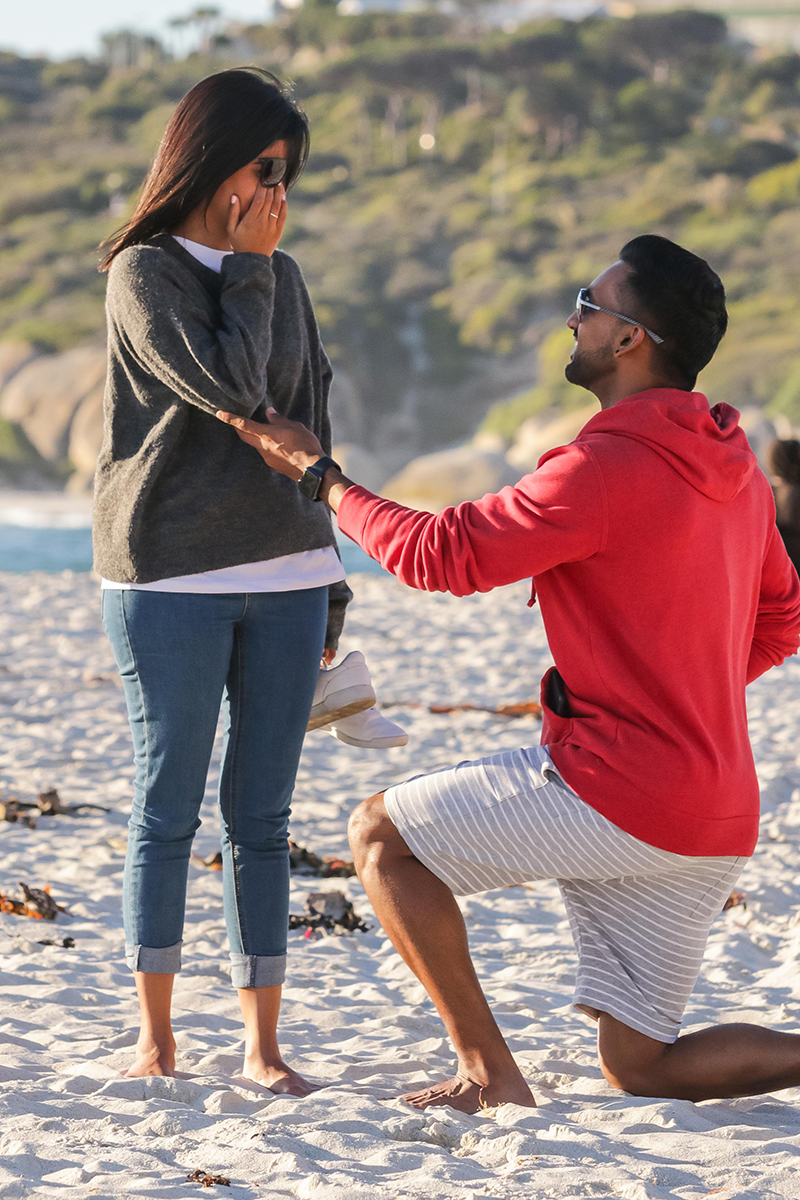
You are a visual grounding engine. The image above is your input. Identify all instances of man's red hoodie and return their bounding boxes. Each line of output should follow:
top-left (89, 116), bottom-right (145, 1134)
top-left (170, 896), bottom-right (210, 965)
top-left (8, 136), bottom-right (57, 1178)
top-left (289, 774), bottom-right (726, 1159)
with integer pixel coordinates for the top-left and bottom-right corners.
top-left (336, 389), bottom-right (800, 857)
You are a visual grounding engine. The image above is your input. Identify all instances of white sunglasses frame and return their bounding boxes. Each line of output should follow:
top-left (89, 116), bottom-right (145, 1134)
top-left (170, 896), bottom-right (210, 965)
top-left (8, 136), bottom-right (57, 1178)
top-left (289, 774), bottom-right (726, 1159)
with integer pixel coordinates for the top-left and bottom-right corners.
top-left (576, 288), bottom-right (664, 345)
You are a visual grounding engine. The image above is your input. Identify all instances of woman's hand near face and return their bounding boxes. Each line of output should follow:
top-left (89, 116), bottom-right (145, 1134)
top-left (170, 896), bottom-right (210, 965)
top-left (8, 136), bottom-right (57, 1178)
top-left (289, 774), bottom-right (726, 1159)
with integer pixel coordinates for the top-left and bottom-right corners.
top-left (227, 183), bottom-right (287, 257)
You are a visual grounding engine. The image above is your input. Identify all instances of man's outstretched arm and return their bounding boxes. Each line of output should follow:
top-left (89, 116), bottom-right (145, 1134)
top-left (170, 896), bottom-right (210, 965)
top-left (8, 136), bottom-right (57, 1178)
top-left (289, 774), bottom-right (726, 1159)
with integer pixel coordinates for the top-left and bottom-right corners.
top-left (216, 409), bottom-right (606, 595)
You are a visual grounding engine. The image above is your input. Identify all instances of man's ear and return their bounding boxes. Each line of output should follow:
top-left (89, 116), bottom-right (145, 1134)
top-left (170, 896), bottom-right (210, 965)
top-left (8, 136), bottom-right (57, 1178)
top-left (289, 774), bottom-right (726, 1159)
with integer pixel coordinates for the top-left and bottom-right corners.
top-left (614, 326), bottom-right (646, 358)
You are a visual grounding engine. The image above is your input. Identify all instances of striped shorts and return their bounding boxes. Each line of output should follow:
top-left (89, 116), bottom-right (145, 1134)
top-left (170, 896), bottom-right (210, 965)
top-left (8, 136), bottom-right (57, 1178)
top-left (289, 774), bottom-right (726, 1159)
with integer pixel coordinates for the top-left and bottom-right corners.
top-left (383, 745), bottom-right (745, 1043)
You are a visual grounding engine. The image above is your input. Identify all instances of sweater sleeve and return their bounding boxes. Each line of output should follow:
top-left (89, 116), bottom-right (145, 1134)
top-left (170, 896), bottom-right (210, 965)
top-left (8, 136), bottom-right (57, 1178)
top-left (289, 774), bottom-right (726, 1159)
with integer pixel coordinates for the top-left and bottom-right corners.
top-left (107, 246), bottom-right (277, 418)
top-left (746, 522), bottom-right (800, 684)
top-left (325, 577), bottom-right (353, 651)
top-left (336, 443), bottom-right (607, 596)
top-left (319, 348), bottom-right (334, 454)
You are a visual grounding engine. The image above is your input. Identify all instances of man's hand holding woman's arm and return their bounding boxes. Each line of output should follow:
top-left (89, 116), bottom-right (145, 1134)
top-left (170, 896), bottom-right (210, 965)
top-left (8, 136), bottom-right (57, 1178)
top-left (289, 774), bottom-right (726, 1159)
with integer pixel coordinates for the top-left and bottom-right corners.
top-left (216, 411), bottom-right (605, 599)
top-left (216, 409), bottom-right (354, 512)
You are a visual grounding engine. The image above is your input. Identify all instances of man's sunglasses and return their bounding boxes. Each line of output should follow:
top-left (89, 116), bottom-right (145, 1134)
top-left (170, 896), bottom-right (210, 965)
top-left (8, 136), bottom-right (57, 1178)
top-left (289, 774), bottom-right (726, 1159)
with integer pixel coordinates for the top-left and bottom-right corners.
top-left (576, 287), bottom-right (663, 344)
top-left (258, 157), bottom-right (289, 189)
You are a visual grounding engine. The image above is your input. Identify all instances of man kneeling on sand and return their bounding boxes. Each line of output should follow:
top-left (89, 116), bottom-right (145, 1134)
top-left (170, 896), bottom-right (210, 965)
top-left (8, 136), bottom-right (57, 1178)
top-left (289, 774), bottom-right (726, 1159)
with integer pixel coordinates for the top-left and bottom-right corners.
top-left (217, 235), bottom-right (800, 1113)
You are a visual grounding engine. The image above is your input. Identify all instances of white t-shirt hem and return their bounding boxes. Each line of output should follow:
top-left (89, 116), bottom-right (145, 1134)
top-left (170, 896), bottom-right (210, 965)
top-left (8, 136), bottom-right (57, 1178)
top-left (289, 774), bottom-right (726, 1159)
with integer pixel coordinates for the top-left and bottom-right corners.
top-left (101, 546), bottom-right (346, 594)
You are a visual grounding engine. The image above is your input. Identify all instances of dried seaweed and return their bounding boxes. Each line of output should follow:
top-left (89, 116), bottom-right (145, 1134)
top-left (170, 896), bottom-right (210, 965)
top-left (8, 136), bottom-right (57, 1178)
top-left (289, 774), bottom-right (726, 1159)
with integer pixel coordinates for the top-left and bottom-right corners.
top-left (0, 787), bottom-right (108, 821)
top-left (192, 844), bottom-right (357, 878)
top-left (185, 1169), bottom-right (231, 1187)
top-left (0, 800), bottom-right (36, 828)
top-left (0, 882), bottom-right (66, 921)
top-left (36, 788), bottom-right (110, 815)
top-left (289, 890), bottom-right (370, 938)
top-left (429, 701), bottom-right (542, 718)
top-left (289, 840), bottom-right (356, 878)
top-left (382, 700), bottom-right (542, 719)
top-left (192, 851), bottom-right (223, 871)
top-left (723, 890), bottom-right (747, 912)
top-left (7, 932), bottom-right (75, 948)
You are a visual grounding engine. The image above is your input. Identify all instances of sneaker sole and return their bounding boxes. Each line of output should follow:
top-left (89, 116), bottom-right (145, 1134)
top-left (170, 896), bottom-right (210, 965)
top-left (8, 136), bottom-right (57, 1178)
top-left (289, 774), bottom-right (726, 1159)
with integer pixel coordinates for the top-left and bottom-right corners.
top-left (307, 686), bottom-right (376, 731)
top-left (328, 728), bottom-right (409, 749)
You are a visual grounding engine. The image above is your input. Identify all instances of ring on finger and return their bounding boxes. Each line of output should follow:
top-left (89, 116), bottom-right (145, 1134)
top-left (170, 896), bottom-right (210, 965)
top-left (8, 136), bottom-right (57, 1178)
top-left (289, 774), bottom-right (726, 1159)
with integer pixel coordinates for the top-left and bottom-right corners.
top-left (270, 211), bottom-right (279, 217)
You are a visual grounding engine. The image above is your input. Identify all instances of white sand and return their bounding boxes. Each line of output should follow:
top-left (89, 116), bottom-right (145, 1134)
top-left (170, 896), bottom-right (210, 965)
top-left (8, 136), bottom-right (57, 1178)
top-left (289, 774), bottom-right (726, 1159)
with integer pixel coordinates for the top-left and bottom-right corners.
top-left (1, 570), bottom-right (799, 1200)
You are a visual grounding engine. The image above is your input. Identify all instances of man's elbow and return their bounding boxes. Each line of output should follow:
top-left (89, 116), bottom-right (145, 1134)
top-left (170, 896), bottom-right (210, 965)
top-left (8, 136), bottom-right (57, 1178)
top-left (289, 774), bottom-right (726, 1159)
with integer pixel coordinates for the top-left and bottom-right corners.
top-left (783, 606), bottom-right (800, 660)
top-left (390, 562), bottom-right (476, 598)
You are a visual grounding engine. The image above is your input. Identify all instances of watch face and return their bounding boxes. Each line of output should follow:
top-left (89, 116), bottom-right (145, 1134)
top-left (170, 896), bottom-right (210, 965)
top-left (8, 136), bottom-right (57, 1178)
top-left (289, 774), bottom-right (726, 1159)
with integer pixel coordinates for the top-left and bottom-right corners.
top-left (299, 468), bottom-right (322, 501)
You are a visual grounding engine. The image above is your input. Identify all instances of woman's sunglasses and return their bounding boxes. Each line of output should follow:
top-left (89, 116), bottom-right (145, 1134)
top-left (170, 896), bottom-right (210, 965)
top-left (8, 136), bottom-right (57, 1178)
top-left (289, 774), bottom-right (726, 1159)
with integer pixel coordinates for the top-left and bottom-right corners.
top-left (258, 157), bottom-right (289, 189)
top-left (576, 287), bottom-right (663, 344)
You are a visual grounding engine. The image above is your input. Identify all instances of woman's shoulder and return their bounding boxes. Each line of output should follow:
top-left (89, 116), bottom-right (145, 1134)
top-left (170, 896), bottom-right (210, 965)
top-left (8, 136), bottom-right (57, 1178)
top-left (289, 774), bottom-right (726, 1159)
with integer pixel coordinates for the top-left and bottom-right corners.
top-left (107, 240), bottom-right (193, 309)
top-left (271, 248), bottom-right (305, 282)
top-left (109, 239), bottom-right (185, 286)
top-left (271, 250), bottom-right (317, 310)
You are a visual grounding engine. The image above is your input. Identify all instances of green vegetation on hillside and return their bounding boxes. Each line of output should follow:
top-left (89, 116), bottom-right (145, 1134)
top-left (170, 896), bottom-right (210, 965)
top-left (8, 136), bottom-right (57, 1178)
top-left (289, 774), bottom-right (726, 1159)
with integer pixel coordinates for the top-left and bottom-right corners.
top-left (3, 4), bottom-right (800, 450)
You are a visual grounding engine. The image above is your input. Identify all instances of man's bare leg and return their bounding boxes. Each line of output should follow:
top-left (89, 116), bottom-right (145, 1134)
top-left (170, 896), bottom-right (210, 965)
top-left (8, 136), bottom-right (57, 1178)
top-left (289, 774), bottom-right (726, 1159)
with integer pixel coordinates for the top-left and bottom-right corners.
top-left (348, 793), bottom-right (535, 1114)
top-left (599, 1012), bottom-right (800, 1099)
top-left (124, 972), bottom-right (176, 1076)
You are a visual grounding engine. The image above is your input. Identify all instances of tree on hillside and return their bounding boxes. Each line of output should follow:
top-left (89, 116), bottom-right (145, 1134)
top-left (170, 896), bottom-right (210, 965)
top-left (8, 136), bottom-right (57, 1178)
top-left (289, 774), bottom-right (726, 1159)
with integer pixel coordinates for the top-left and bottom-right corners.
top-left (100, 30), bottom-right (166, 71)
top-left (584, 11), bottom-right (728, 84)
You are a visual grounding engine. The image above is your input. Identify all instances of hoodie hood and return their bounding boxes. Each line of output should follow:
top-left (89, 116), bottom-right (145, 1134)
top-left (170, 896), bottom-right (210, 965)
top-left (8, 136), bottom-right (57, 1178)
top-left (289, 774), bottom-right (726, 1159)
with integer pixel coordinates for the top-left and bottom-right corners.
top-left (576, 388), bottom-right (756, 503)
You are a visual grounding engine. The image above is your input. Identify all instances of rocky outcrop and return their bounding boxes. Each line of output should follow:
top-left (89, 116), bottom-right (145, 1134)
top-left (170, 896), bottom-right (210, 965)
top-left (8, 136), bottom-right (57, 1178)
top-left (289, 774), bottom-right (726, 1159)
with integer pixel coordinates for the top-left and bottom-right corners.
top-left (0, 328), bottom-right (541, 496)
top-left (0, 344), bottom-right (107, 467)
top-left (0, 342), bottom-right (58, 488)
top-left (330, 443), bottom-right (389, 495)
top-left (0, 336), bottom-right (535, 500)
top-left (67, 386), bottom-right (106, 494)
top-left (376, 404), bottom-right (605, 512)
top-left (2, 334), bottom-right (791, 505)
top-left (506, 403), bottom-right (599, 472)
top-left (0, 341), bottom-right (40, 391)
top-left (382, 444), bottom-right (520, 511)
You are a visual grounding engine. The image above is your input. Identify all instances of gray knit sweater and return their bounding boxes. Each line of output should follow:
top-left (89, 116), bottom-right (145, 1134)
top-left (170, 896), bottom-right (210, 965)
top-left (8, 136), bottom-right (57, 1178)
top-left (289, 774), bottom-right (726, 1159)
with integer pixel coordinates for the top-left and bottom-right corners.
top-left (93, 235), bottom-right (351, 648)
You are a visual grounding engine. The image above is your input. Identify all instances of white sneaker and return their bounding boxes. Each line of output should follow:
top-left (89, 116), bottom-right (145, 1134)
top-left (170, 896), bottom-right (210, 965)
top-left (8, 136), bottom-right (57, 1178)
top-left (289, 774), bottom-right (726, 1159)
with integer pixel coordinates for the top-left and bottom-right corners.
top-left (327, 706), bottom-right (409, 749)
top-left (307, 650), bottom-right (376, 731)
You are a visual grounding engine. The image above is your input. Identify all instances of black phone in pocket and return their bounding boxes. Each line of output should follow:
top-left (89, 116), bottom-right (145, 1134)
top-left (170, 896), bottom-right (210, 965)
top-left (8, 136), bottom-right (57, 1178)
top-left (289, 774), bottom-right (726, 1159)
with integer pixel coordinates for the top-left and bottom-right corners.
top-left (545, 668), bottom-right (572, 718)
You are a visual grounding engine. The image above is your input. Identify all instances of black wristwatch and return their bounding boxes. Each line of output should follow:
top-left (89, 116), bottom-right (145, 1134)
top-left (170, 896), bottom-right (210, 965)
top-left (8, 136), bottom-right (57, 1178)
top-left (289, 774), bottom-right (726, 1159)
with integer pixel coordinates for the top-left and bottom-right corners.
top-left (298, 456), bottom-right (340, 501)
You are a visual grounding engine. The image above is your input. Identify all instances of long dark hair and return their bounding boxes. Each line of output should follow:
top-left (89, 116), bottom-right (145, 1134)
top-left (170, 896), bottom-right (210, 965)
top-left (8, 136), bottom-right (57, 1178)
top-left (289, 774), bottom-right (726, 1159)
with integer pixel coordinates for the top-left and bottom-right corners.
top-left (100, 68), bottom-right (309, 271)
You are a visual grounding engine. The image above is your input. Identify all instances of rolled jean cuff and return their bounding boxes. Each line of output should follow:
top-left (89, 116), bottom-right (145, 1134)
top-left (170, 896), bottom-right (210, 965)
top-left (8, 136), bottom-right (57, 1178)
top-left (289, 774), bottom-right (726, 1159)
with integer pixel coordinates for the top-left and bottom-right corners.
top-left (229, 953), bottom-right (287, 989)
top-left (125, 941), bottom-right (182, 974)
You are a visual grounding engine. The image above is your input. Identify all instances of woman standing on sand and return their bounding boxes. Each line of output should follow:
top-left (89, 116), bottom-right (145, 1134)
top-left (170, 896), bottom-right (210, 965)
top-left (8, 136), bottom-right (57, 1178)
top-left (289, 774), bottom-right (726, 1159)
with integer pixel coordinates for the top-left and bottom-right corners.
top-left (94, 68), bottom-right (351, 1092)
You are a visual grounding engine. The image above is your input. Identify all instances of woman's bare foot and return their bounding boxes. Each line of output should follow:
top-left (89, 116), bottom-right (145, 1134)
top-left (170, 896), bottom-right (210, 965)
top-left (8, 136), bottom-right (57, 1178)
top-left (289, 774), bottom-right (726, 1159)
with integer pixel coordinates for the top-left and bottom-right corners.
top-left (241, 1056), bottom-right (319, 1096)
top-left (401, 1070), bottom-right (536, 1114)
top-left (122, 1039), bottom-right (176, 1078)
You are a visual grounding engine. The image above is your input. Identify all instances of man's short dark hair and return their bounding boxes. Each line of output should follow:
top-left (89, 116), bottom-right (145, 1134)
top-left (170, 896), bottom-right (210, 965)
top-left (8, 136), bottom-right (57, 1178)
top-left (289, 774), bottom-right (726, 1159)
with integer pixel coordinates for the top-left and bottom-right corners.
top-left (619, 234), bottom-right (728, 389)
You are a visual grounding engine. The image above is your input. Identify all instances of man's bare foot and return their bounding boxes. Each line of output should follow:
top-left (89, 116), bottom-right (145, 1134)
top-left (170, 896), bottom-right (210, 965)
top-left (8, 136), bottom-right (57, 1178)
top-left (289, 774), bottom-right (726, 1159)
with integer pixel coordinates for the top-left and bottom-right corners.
top-left (401, 1070), bottom-right (536, 1114)
top-left (122, 1040), bottom-right (176, 1078)
top-left (241, 1056), bottom-right (319, 1097)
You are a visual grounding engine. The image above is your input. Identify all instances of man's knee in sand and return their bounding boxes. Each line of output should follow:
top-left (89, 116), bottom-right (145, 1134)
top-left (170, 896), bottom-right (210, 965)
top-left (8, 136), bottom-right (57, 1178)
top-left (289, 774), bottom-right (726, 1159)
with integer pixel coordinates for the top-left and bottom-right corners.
top-left (597, 1012), bottom-right (673, 1097)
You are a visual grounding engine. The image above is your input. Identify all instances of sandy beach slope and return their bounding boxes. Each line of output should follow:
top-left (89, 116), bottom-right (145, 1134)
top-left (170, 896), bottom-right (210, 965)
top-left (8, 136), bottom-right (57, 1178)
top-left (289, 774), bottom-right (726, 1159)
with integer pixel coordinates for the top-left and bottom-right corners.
top-left (1, 570), bottom-right (799, 1199)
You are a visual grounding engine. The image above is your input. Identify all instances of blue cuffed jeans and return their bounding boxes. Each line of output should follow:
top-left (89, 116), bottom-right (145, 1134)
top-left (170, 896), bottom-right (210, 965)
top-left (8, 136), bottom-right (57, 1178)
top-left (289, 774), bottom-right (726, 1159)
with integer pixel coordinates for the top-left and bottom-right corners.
top-left (102, 586), bottom-right (328, 989)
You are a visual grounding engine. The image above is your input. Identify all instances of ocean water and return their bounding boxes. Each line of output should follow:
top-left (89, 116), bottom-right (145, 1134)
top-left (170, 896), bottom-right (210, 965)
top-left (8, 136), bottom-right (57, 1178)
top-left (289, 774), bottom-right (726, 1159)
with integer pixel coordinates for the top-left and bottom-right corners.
top-left (0, 492), bottom-right (386, 577)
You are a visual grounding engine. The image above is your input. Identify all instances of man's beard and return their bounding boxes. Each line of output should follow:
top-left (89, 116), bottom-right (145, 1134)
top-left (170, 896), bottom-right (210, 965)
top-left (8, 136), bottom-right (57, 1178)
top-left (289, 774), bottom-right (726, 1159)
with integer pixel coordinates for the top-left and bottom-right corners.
top-left (565, 342), bottom-right (615, 390)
